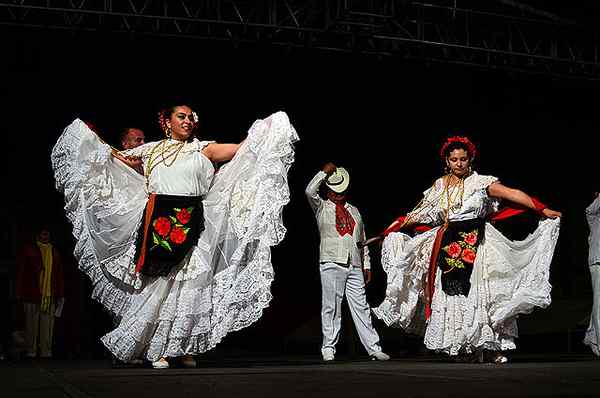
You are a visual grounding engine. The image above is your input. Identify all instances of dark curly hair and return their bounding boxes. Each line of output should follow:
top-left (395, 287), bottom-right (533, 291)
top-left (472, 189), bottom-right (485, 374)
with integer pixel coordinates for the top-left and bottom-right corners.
top-left (157, 104), bottom-right (199, 137)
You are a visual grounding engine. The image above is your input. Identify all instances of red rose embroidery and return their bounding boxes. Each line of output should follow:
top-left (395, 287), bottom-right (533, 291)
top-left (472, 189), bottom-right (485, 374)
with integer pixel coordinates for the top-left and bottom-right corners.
top-left (170, 227), bottom-right (187, 244)
top-left (461, 248), bottom-right (476, 264)
top-left (445, 242), bottom-right (462, 258)
top-left (464, 232), bottom-right (478, 246)
top-left (153, 217), bottom-right (171, 237)
top-left (176, 208), bottom-right (192, 225)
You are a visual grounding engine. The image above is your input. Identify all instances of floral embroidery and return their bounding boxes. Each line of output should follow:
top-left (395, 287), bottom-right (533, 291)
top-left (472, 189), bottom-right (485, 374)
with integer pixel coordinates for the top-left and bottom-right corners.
top-left (461, 247), bottom-right (476, 264)
top-left (152, 207), bottom-right (194, 251)
top-left (154, 217), bottom-right (171, 237)
top-left (442, 229), bottom-right (479, 270)
top-left (169, 227), bottom-right (187, 244)
top-left (176, 208), bottom-right (192, 225)
top-left (445, 242), bottom-right (461, 258)
top-left (463, 231), bottom-right (478, 246)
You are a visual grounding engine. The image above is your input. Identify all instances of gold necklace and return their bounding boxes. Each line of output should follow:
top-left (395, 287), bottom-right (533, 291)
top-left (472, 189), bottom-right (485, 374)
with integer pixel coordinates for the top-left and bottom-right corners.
top-left (442, 174), bottom-right (465, 224)
top-left (144, 139), bottom-right (186, 188)
top-left (160, 139), bottom-right (185, 167)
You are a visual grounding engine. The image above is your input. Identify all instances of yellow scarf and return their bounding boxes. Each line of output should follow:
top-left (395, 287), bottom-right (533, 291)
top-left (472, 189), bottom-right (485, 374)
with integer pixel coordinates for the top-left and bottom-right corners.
top-left (37, 241), bottom-right (53, 313)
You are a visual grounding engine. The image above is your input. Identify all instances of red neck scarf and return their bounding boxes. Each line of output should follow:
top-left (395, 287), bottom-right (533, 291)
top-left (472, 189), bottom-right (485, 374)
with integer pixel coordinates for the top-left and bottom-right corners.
top-left (331, 198), bottom-right (355, 236)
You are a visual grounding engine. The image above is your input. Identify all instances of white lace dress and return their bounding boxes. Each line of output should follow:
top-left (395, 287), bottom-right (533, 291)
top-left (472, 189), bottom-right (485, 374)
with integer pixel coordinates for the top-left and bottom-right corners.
top-left (51, 112), bottom-right (298, 361)
top-left (373, 172), bottom-right (560, 355)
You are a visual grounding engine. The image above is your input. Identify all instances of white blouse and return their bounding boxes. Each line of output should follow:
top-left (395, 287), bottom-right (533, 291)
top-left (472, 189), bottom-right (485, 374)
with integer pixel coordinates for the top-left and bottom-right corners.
top-left (408, 172), bottom-right (500, 226)
top-left (125, 138), bottom-right (215, 197)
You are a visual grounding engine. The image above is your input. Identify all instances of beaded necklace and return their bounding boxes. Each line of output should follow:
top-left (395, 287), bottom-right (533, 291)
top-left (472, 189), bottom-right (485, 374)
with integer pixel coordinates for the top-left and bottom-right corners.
top-left (144, 139), bottom-right (186, 188)
top-left (390, 172), bottom-right (466, 231)
top-left (442, 174), bottom-right (465, 225)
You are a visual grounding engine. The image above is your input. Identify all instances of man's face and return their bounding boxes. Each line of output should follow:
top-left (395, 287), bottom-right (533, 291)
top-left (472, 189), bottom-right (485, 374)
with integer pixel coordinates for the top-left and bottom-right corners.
top-left (37, 229), bottom-right (51, 243)
top-left (327, 190), bottom-right (347, 202)
top-left (122, 128), bottom-right (145, 149)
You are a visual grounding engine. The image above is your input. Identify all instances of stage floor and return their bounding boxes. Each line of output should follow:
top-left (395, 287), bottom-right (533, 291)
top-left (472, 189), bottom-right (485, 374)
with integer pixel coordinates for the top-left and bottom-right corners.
top-left (6, 353), bottom-right (600, 398)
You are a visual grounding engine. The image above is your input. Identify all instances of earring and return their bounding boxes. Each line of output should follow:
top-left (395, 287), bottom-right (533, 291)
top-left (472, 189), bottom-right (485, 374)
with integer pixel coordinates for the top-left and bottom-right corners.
top-left (165, 126), bottom-right (172, 138)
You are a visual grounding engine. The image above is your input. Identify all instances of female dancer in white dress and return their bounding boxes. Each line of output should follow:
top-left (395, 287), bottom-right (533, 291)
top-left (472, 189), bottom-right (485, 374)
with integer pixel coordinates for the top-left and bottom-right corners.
top-left (51, 105), bottom-right (298, 368)
top-left (363, 136), bottom-right (561, 363)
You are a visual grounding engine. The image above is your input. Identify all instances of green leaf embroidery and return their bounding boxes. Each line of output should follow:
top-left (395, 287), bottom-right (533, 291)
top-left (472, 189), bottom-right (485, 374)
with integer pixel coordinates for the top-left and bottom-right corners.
top-left (174, 208), bottom-right (181, 212)
top-left (169, 216), bottom-right (178, 224)
top-left (458, 241), bottom-right (475, 250)
top-left (446, 257), bottom-right (465, 269)
top-left (160, 239), bottom-right (173, 252)
top-left (187, 207), bottom-right (194, 213)
top-left (152, 232), bottom-right (159, 245)
top-left (459, 230), bottom-right (478, 239)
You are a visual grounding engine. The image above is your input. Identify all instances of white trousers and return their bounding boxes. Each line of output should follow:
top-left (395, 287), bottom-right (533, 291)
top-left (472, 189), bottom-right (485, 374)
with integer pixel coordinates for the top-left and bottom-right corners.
top-left (23, 302), bottom-right (55, 358)
top-left (320, 262), bottom-right (382, 355)
top-left (585, 264), bottom-right (600, 356)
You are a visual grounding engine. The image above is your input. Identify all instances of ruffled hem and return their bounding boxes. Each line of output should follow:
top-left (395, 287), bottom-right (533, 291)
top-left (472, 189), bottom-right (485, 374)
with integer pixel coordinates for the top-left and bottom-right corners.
top-left (424, 272), bottom-right (518, 356)
top-left (51, 120), bottom-right (136, 318)
top-left (372, 229), bottom-right (437, 335)
top-left (584, 324), bottom-right (600, 356)
top-left (373, 218), bottom-right (560, 356)
top-left (102, 249), bottom-right (275, 361)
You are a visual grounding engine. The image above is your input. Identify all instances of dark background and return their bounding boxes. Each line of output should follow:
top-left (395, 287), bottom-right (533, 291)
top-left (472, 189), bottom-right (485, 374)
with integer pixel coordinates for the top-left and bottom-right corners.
top-left (2, 22), bottom-right (599, 359)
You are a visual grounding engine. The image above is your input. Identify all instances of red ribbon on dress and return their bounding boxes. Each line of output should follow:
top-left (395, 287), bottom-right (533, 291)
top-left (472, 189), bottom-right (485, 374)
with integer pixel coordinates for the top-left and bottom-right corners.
top-left (380, 197), bottom-right (548, 320)
top-left (333, 200), bottom-right (356, 237)
top-left (487, 197), bottom-right (547, 221)
top-left (382, 215), bottom-right (431, 236)
top-left (135, 193), bottom-right (157, 273)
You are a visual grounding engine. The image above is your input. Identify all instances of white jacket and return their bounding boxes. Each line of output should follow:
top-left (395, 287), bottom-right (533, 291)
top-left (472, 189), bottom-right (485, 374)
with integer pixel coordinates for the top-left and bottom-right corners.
top-left (305, 171), bottom-right (370, 269)
top-left (587, 196), bottom-right (600, 266)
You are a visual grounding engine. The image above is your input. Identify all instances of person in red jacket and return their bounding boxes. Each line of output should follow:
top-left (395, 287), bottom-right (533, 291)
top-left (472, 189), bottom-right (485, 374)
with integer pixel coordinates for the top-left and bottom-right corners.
top-left (16, 226), bottom-right (64, 358)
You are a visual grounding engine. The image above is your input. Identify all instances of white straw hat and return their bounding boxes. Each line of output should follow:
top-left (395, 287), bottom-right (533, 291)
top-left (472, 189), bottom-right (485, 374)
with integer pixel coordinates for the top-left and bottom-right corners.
top-left (325, 167), bottom-right (350, 193)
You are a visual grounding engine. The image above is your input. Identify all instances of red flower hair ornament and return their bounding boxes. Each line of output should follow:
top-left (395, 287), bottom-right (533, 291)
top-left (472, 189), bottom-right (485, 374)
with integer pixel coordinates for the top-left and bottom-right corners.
top-left (440, 136), bottom-right (478, 160)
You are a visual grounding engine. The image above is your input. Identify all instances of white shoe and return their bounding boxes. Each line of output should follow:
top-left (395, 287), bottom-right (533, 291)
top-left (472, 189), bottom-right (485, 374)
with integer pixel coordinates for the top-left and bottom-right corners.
top-left (493, 354), bottom-right (508, 364)
top-left (152, 358), bottom-right (169, 369)
top-left (371, 351), bottom-right (390, 361)
top-left (322, 348), bottom-right (335, 361)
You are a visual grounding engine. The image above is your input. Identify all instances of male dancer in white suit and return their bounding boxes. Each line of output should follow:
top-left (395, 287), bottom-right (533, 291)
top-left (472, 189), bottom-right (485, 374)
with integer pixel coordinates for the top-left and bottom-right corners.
top-left (306, 162), bottom-right (389, 362)
top-left (585, 192), bottom-right (600, 356)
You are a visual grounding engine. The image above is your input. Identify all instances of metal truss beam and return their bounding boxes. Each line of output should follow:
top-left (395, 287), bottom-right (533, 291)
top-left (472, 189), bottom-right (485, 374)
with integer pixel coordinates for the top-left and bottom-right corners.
top-left (2, 0), bottom-right (599, 80)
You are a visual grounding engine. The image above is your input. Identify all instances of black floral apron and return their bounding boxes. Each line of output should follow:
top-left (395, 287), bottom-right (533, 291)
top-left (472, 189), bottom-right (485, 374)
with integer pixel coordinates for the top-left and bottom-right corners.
top-left (134, 193), bottom-right (204, 277)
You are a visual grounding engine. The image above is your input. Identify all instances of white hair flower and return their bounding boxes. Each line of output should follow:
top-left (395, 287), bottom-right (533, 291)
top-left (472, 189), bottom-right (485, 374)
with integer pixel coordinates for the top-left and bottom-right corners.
top-left (192, 111), bottom-right (199, 123)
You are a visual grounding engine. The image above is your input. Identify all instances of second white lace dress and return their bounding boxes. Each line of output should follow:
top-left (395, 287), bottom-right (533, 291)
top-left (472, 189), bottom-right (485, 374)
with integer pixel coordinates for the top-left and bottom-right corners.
top-left (373, 172), bottom-right (560, 355)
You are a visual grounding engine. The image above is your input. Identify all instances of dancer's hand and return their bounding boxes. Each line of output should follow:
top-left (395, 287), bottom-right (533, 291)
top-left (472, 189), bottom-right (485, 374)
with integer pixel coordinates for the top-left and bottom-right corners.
top-left (113, 151), bottom-right (143, 172)
top-left (358, 235), bottom-right (383, 248)
top-left (322, 162), bottom-right (337, 176)
top-left (542, 208), bottom-right (561, 219)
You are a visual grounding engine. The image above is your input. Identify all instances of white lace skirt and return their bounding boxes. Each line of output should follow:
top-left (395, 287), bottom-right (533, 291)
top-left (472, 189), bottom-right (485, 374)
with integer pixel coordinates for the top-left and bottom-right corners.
top-left (52, 112), bottom-right (298, 361)
top-left (373, 218), bottom-right (560, 355)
